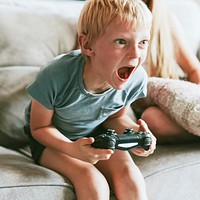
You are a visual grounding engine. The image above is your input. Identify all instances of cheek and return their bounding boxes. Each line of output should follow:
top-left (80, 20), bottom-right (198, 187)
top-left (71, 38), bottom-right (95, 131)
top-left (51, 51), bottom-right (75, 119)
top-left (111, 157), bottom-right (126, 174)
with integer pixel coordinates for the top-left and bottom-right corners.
top-left (96, 48), bottom-right (119, 65)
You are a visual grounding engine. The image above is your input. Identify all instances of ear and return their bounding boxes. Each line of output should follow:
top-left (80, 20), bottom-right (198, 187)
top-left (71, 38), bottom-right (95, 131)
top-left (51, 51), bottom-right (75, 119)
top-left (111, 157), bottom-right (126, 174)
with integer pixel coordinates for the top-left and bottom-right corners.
top-left (78, 34), bottom-right (94, 56)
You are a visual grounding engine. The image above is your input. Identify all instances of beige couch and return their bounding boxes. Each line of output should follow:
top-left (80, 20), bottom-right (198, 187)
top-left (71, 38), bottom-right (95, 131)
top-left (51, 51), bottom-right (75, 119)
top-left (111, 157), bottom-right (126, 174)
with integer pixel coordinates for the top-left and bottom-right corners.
top-left (0, 0), bottom-right (200, 200)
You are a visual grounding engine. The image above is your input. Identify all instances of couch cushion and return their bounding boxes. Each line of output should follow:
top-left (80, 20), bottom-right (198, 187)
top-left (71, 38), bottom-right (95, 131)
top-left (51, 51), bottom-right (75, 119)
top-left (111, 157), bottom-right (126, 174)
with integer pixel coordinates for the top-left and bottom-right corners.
top-left (0, 146), bottom-right (117, 200)
top-left (1, 143), bottom-right (200, 200)
top-left (0, 66), bottom-right (40, 148)
top-left (0, 0), bottom-right (84, 67)
top-left (132, 142), bottom-right (200, 200)
top-left (0, 146), bottom-right (76, 200)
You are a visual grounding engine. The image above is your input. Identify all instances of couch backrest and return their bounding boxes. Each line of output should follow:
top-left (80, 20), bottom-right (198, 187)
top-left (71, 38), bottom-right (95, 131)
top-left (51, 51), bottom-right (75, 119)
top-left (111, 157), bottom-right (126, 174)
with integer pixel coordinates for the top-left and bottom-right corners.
top-left (0, 0), bottom-right (199, 68)
top-left (0, 0), bottom-right (84, 67)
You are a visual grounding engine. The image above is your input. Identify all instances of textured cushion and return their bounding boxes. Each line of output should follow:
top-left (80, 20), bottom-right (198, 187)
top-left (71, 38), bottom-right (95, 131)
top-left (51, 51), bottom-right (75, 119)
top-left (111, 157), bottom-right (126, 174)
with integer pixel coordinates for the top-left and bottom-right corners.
top-left (0, 0), bottom-right (84, 67)
top-left (0, 146), bottom-right (117, 200)
top-left (132, 142), bottom-right (200, 200)
top-left (146, 77), bottom-right (200, 136)
top-left (0, 66), bottom-right (40, 148)
top-left (1, 143), bottom-right (200, 200)
top-left (0, 146), bottom-right (75, 200)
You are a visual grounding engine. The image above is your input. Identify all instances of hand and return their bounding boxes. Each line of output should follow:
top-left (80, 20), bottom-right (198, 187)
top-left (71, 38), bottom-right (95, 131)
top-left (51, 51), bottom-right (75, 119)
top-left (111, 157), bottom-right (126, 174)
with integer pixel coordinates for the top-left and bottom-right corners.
top-left (131, 119), bottom-right (157, 157)
top-left (71, 137), bottom-right (114, 164)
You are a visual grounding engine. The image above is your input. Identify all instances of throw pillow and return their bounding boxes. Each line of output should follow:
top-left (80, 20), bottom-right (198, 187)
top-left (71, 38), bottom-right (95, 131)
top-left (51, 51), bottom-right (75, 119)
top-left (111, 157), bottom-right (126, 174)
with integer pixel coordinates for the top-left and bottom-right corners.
top-left (146, 77), bottom-right (200, 136)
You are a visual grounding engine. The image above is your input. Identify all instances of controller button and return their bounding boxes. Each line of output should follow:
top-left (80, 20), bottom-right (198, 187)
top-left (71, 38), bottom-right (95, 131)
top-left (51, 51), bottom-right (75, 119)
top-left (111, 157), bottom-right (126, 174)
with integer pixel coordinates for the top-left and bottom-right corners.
top-left (124, 128), bottom-right (133, 134)
top-left (106, 129), bottom-right (116, 136)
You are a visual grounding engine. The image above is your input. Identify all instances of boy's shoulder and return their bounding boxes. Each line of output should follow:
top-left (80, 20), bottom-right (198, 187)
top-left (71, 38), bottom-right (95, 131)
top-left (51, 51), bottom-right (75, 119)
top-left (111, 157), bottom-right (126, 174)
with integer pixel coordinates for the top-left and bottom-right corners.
top-left (35, 50), bottom-right (85, 90)
top-left (51, 49), bottom-right (83, 68)
top-left (41, 50), bottom-right (84, 76)
top-left (53, 49), bottom-right (82, 62)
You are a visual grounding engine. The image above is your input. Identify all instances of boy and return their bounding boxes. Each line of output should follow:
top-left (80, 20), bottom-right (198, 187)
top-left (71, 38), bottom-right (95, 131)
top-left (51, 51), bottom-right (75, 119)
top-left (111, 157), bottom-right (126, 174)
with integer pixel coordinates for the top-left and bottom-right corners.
top-left (24, 0), bottom-right (156, 199)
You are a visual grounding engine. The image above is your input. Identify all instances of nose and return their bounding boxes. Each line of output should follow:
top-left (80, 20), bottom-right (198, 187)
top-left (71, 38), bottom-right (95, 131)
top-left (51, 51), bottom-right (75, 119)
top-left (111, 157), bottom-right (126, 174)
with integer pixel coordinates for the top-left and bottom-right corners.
top-left (127, 46), bottom-right (140, 59)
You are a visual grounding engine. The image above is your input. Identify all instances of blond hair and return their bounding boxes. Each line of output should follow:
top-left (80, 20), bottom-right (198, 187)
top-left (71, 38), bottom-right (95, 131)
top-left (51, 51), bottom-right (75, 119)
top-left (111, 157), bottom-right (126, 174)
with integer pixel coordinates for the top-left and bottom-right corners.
top-left (145, 0), bottom-right (179, 79)
top-left (78, 0), bottom-right (152, 46)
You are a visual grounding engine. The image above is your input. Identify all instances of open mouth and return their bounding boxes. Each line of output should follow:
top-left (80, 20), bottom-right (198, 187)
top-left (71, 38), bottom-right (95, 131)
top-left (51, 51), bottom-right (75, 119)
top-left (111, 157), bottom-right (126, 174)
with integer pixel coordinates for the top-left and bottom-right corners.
top-left (117, 66), bottom-right (135, 80)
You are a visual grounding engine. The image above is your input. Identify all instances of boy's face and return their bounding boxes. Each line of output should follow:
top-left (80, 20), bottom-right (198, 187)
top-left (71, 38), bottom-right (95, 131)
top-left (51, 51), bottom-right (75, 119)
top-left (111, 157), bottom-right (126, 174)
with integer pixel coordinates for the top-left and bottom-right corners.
top-left (88, 18), bottom-right (151, 90)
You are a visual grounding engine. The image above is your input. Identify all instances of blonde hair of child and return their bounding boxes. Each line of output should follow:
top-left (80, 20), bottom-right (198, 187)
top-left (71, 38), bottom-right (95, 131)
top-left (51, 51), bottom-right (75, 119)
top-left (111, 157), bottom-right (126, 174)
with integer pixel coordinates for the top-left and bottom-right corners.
top-left (78, 0), bottom-right (152, 47)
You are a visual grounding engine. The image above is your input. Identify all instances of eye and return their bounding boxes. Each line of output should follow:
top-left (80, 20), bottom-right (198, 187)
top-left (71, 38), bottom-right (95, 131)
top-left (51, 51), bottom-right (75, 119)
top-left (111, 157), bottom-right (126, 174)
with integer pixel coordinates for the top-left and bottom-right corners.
top-left (139, 40), bottom-right (149, 48)
top-left (114, 39), bottom-right (127, 46)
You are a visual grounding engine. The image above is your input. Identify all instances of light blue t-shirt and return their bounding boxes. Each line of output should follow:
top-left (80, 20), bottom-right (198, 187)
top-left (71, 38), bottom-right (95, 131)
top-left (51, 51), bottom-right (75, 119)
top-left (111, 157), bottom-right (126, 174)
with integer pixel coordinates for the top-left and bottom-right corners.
top-left (25, 50), bottom-right (147, 140)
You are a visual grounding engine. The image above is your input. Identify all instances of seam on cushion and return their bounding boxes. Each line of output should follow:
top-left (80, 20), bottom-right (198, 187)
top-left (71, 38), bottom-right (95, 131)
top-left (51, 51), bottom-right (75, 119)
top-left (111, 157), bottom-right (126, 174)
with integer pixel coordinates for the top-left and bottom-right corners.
top-left (0, 183), bottom-right (74, 190)
top-left (144, 160), bottom-right (200, 180)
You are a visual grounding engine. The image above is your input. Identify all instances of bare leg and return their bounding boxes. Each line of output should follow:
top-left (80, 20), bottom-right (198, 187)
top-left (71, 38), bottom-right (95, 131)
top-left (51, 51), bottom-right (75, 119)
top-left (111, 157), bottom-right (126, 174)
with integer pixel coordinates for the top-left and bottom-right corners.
top-left (96, 150), bottom-right (147, 200)
top-left (39, 148), bottom-right (110, 200)
top-left (141, 106), bottom-right (200, 144)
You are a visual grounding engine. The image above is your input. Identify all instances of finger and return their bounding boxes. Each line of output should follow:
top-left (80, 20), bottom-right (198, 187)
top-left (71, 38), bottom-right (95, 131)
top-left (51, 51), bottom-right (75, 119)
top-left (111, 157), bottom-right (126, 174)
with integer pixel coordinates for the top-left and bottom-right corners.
top-left (150, 134), bottom-right (157, 150)
top-left (81, 137), bottom-right (95, 145)
top-left (93, 148), bottom-right (114, 155)
top-left (138, 119), bottom-right (157, 152)
top-left (92, 149), bottom-right (114, 161)
top-left (137, 119), bottom-right (148, 132)
top-left (132, 147), bottom-right (154, 157)
top-left (98, 153), bottom-right (113, 160)
top-left (131, 147), bottom-right (145, 156)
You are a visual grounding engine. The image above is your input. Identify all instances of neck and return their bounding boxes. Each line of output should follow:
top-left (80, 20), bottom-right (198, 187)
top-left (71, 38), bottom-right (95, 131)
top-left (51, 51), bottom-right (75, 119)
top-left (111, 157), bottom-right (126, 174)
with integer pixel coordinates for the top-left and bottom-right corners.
top-left (83, 61), bottom-right (111, 94)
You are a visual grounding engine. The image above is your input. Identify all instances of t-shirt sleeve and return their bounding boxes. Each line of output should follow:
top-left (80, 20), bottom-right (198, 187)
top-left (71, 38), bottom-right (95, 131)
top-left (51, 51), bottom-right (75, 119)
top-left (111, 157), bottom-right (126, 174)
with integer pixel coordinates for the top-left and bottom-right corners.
top-left (27, 66), bottom-right (58, 110)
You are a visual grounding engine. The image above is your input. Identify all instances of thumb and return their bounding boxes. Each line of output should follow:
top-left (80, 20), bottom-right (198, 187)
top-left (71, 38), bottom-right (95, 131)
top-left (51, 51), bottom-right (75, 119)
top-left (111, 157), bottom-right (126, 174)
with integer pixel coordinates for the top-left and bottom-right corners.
top-left (137, 119), bottom-right (149, 132)
top-left (81, 137), bottom-right (95, 145)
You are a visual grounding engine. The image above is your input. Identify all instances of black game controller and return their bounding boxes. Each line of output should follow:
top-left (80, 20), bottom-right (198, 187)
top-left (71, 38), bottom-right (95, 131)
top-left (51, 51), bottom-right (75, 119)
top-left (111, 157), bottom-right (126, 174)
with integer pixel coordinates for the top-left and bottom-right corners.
top-left (91, 128), bottom-right (151, 151)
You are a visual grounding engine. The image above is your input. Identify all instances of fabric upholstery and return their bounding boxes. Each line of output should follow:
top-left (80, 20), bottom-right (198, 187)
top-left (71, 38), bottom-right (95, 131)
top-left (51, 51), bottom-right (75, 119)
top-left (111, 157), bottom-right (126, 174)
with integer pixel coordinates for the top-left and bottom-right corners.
top-left (0, 0), bottom-right (83, 67)
top-left (132, 142), bottom-right (200, 200)
top-left (0, 66), bottom-right (39, 148)
top-left (0, 146), bottom-right (76, 200)
top-left (0, 146), bottom-right (117, 200)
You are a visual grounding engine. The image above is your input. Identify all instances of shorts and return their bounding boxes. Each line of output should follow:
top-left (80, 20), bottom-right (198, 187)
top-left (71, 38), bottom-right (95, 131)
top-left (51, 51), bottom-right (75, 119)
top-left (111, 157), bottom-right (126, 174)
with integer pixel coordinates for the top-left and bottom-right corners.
top-left (23, 125), bottom-right (107, 164)
top-left (24, 126), bottom-right (45, 164)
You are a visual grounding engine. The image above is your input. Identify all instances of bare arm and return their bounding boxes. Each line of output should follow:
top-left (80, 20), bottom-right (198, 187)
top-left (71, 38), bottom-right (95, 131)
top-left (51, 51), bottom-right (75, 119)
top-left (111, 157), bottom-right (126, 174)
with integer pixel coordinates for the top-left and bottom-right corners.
top-left (102, 106), bottom-right (140, 133)
top-left (30, 98), bottom-right (113, 164)
top-left (169, 13), bottom-right (200, 84)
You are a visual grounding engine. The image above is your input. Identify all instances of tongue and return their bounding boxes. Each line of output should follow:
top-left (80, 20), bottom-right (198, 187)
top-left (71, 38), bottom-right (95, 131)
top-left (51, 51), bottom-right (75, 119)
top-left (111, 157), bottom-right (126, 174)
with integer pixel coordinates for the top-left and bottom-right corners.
top-left (118, 67), bottom-right (131, 79)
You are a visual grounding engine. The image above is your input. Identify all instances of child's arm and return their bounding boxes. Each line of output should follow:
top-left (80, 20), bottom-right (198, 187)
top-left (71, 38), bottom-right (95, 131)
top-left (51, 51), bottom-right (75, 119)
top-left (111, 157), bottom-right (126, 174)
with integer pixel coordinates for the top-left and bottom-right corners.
top-left (102, 106), bottom-right (156, 156)
top-left (102, 106), bottom-right (140, 133)
top-left (30, 98), bottom-right (113, 164)
top-left (170, 13), bottom-right (200, 84)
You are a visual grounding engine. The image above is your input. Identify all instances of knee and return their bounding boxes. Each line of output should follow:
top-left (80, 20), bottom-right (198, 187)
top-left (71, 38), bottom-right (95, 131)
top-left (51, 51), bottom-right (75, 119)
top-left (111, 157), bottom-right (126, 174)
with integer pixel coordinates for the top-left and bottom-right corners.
top-left (141, 106), bottom-right (191, 144)
top-left (141, 106), bottom-right (166, 132)
top-left (141, 106), bottom-right (159, 123)
top-left (112, 163), bottom-right (147, 200)
top-left (114, 163), bottom-right (141, 185)
top-left (76, 165), bottom-right (110, 198)
top-left (80, 165), bottom-right (108, 185)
